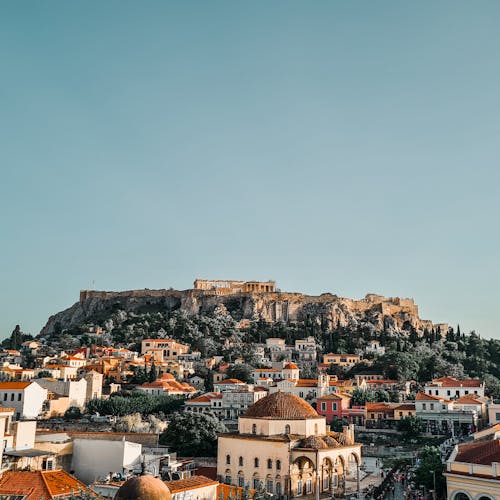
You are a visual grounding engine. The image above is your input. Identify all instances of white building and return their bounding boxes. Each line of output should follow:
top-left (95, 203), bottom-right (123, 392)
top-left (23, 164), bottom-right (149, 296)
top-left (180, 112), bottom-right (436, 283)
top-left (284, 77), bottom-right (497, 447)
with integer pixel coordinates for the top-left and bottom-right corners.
top-left (36, 377), bottom-right (87, 409)
top-left (415, 393), bottom-right (478, 435)
top-left (424, 377), bottom-right (485, 400)
top-left (72, 438), bottom-right (142, 484)
top-left (84, 370), bottom-right (103, 401)
top-left (0, 381), bottom-right (48, 419)
top-left (364, 340), bottom-right (385, 356)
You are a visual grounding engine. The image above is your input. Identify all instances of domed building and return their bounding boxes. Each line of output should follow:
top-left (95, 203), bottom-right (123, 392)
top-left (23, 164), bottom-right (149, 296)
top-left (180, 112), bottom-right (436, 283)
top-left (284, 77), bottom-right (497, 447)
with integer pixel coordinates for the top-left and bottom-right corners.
top-left (115, 474), bottom-right (172, 500)
top-left (217, 392), bottom-right (361, 499)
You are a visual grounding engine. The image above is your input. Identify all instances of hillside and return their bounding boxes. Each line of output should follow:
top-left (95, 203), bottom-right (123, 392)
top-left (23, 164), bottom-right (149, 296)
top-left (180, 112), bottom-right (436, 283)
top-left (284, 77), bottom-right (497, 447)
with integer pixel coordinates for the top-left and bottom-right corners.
top-left (41, 286), bottom-right (447, 338)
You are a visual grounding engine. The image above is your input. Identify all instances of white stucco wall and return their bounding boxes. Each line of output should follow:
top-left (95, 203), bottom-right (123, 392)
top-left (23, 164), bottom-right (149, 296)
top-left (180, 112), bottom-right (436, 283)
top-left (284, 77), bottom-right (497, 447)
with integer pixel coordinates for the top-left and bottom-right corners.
top-left (71, 439), bottom-right (142, 484)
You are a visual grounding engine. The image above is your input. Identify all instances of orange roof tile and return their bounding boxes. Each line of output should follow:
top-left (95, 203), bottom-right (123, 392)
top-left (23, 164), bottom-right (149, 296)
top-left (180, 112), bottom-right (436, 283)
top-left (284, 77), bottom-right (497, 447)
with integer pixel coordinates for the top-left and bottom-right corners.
top-left (454, 395), bottom-right (485, 405)
top-left (0, 470), bottom-right (91, 499)
top-left (214, 378), bottom-right (245, 385)
top-left (430, 377), bottom-right (482, 388)
top-left (0, 381), bottom-right (31, 390)
top-left (455, 439), bottom-right (500, 466)
top-left (166, 475), bottom-right (217, 493)
top-left (416, 392), bottom-right (451, 402)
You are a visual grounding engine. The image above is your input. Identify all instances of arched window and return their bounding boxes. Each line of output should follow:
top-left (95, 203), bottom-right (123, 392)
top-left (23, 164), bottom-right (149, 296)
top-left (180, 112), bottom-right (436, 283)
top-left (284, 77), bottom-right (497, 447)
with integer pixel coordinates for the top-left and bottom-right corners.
top-left (285, 425), bottom-right (291, 434)
top-left (276, 482), bottom-right (281, 497)
top-left (267, 459), bottom-right (272, 469)
top-left (255, 458), bottom-right (260, 468)
top-left (453, 494), bottom-right (471, 500)
top-left (239, 456), bottom-right (244, 466)
top-left (226, 454), bottom-right (231, 465)
top-left (252, 424), bottom-right (257, 434)
top-left (276, 460), bottom-right (281, 470)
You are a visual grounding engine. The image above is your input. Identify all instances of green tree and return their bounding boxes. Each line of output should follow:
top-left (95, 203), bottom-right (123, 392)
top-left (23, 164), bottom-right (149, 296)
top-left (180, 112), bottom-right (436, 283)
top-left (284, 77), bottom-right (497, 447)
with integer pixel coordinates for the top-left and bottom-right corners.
top-left (148, 363), bottom-right (158, 382)
top-left (351, 388), bottom-right (378, 406)
top-left (64, 406), bottom-right (82, 420)
top-left (397, 415), bottom-right (425, 442)
top-left (9, 325), bottom-right (23, 350)
top-left (225, 364), bottom-right (253, 384)
top-left (37, 370), bottom-right (53, 378)
top-left (159, 411), bottom-right (227, 457)
top-left (413, 446), bottom-right (445, 497)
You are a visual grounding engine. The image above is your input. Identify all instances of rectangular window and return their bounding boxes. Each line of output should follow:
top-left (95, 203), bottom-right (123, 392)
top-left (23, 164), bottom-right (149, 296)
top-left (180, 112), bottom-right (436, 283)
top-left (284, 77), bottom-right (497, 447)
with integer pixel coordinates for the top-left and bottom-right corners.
top-left (10, 394), bottom-right (14, 401)
top-left (332, 403), bottom-right (337, 411)
top-left (225, 476), bottom-right (232, 485)
top-left (422, 403), bottom-right (427, 410)
top-left (238, 476), bottom-right (245, 487)
top-left (17, 394), bottom-right (21, 401)
top-left (3, 394), bottom-right (6, 402)
top-left (266, 480), bottom-right (273, 493)
top-left (306, 479), bottom-right (313, 494)
top-left (430, 403), bottom-right (434, 410)
top-left (321, 402), bottom-right (326, 411)
top-left (323, 476), bottom-right (329, 490)
top-left (447, 390), bottom-right (451, 396)
top-left (296, 481), bottom-right (303, 495)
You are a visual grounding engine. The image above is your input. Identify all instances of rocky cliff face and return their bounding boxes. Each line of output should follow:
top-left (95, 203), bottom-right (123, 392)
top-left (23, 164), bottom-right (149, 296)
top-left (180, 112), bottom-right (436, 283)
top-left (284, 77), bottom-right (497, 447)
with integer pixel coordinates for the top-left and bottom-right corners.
top-left (40, 288), bottom-right (447, 337)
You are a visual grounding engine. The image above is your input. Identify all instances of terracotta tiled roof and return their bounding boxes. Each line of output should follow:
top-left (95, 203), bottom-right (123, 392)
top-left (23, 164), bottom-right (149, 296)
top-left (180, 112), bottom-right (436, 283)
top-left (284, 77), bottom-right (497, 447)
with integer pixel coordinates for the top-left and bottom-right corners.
top-left (166, 475), bottom-right (217, 493)
top-left (454, 395), bottom-right (484, 405)
top-left (366, 403), bottom-right (392, 412)
top-left (0, 381), bottom-right (31, 390)
top-left (284, 363), bottom-right (299, 369)
top-left (394, 403), bottom-right (416, 411)
top-left (430, 377), bottom-right (482, 388)
top-left (295, 379), bottom-right (317, 387)
top-left (0, 470), bottom-right (91, 499)
top-left (187, 395), bottom-right (212, 403)
top-left (214, 378), bottom-right (245, 385)
top-left (243, 392), bottom-right (320, 419)
top-left (455, 439), bottom-right (500, 465)
top-left (416, 392), bottom-right (451, 402)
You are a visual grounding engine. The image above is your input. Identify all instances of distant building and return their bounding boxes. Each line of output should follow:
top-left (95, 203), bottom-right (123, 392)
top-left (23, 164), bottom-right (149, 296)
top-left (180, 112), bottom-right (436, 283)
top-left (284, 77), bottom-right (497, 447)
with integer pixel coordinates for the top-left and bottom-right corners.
top-left (193, 279), bottom-right (276, 294)
top-left (137, 373), bottom-right (197, 396)
top-left (364, 340), bottom-right (385, 356)
top-left (322, 354), bottom-right (361, 369)
top-left (415, 393), bottom-right (478, 435)
top-left (0, 381), bottom-right (48, 420)
top-left (141, 339), bottom-right (190, 362)
top-left (424, 377), bottom-right (485, 400)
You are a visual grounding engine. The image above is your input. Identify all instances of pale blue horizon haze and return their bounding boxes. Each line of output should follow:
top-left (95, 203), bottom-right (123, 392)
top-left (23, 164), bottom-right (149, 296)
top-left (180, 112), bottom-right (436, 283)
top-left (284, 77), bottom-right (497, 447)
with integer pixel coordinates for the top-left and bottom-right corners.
top-left (1, 2), bottom-right (499, 339)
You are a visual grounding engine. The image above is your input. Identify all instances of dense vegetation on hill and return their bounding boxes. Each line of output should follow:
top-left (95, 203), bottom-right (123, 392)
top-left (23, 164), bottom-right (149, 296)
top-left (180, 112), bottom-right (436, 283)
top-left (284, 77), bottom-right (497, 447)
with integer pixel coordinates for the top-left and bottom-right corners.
top-left (41, 306), bottom-right (500, 398)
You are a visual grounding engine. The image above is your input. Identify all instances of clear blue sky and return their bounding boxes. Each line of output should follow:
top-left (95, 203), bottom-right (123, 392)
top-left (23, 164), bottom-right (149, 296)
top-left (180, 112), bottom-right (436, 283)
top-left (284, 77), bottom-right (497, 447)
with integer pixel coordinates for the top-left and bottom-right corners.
top-left (1, 1), bottom-right (499, 339)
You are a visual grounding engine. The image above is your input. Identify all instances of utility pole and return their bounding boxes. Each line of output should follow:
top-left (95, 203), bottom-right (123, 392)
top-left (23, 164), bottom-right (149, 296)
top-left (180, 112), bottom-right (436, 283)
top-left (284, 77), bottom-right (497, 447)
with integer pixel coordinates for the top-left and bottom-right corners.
top-left (429, 470), bottom-right (436, 500)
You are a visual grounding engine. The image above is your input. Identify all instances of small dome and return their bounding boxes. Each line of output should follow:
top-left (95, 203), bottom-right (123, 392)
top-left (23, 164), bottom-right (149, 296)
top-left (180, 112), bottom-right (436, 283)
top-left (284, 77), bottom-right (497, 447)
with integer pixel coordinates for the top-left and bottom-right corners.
top-left (115, 474), bottom-right (172, 500)
top-left (243, 392), bottom-right (319, 419)
top-left (284, 363), bottom-right (299, 370)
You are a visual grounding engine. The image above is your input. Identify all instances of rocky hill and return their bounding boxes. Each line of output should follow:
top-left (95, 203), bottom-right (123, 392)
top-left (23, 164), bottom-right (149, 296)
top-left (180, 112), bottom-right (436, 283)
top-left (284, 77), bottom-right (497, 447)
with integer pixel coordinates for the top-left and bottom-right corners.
top-left (40, 287), bottom-right (448, 337)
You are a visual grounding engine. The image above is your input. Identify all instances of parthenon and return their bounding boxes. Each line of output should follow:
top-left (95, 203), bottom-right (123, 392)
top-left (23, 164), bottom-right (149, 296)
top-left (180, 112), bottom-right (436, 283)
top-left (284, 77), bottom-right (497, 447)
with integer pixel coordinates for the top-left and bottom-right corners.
top-left (193, 279), bottom-right (276, 294)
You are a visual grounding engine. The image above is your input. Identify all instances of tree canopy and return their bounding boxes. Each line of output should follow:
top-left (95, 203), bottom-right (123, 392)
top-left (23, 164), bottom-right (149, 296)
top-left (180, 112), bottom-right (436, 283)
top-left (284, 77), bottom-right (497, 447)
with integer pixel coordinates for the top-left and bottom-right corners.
top-left (159, 411), bottom-right (227, 457)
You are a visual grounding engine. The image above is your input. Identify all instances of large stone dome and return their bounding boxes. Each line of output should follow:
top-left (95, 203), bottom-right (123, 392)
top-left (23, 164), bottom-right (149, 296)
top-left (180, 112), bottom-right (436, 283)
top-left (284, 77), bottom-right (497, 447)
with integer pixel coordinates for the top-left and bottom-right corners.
top-left (243, 391), bottom-right (319, 419)
top-left (115, 474), bottom-right (172, 500)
